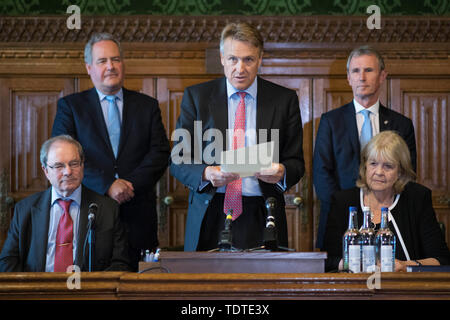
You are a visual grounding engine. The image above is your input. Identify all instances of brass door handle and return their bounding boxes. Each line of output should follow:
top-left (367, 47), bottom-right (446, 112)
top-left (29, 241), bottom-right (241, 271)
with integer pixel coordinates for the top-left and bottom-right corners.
top-left (293, 196), bottom-right (303, 207)
top-left (163, 195), bottom-right (174, 206)
top-left (438, 196), bottom-right (450, 206)
top-left (6, 196), bottom-right (14, 206)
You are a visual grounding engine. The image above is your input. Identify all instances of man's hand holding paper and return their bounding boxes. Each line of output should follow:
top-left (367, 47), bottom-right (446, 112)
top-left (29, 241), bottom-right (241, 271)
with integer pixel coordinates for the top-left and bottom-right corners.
top-left (254, 162), bottom-right (285, 184)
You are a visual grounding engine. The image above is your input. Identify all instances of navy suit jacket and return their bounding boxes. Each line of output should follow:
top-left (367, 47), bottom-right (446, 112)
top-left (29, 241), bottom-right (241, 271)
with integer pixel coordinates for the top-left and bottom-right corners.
top-left (51, 87), bottom-right (170, 248)
top-left (170, 77), bottom-right (305, 251)
top-left (0, 186), bottom-right (130, 272)
top-left (313, 101), bottom-right (416, 249)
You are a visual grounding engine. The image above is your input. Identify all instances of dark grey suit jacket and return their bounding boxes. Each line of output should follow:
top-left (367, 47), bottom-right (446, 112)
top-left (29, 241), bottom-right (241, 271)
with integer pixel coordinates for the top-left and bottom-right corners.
top-left (0, 186), bottom-right (131, 272)
top-left (170, 77), bottom-right (305, 251)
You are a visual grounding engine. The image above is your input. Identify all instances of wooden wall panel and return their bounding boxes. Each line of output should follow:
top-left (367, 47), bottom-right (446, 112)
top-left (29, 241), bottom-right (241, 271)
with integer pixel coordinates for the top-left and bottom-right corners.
top-left (0, 78), bottom-right (74, 200)
top-left (11, 91), bottom-right (57, 193)
top-left (390, 79), bottom-right (450, 243)
top-left (156, 77), bottom-right (214, 248)
top-left (261, 76), bottom-right (312, 251)
top-left (390, 80), bottom-right (449, 191)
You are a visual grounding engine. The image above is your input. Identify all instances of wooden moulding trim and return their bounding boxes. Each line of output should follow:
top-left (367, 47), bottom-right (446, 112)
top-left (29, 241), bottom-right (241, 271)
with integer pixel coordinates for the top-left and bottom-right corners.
top-left (0, 272), bottom-right (449, 299)
top-left (117, 273), bottom-right (373, 298)
top-left (0, 52), bottom-right (448, 77)
top-left (0, 15), bottom-right (449, 44)
top-left (0, 272), bottom-right (126, 299)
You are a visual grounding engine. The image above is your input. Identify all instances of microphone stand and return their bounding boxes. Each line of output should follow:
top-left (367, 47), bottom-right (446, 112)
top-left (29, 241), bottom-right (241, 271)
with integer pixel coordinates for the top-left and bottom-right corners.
top-left (249, 197), bottom-right (294, 252)
top-left (209, 210), bottom-right (241, 252)
top-left (87, 217), bottom-right (95, 272)
top-left (85, 204), bottom-right (98, 272)
top-left (83, 212), bottom-right (96, 272)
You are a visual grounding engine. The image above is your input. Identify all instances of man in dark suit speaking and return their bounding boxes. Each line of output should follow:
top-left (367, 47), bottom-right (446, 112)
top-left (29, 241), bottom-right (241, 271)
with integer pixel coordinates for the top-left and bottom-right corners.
top-left (313, 46), bottom-right (417, 249)
top-left (0, 135), bottom-right (130, 272)
top-left (51, 33), bottom-right (170, 270)
top-left (170, 22), bottom-right (305, 251)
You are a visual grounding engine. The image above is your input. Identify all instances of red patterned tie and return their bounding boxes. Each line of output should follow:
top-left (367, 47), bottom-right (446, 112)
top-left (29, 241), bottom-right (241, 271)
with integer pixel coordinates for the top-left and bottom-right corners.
top-left (54, 199), bottom-right (74, 272)
top-left (224, 92), bottom-right (246, 220)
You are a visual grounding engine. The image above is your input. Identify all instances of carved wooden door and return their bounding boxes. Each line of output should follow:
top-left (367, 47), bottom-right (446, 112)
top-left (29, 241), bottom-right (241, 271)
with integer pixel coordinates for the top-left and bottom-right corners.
top-left (0, 78), bottom-right (75, 248)
top-left (390, 79), bottom-right (450, 243)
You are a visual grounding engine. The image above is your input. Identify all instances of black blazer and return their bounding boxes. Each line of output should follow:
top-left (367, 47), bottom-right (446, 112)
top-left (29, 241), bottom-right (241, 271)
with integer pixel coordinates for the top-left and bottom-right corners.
top-left (323, 182), bottom-right (450, 272)
top-left (51, 87), bottom-right (170, 248)
top-left (313, 101), bottom-right (417, 248)
top-left (170, 76), bottom-right (305, 251)
top-left (0, 186), bottom-right (131, 272)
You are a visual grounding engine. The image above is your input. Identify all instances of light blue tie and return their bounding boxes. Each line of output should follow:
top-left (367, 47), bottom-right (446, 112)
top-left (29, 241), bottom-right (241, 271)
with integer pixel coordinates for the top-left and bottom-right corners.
top-left (360, 109), bottom-right (372, 149)
top-left (105, 95), bottom-right (121, 157)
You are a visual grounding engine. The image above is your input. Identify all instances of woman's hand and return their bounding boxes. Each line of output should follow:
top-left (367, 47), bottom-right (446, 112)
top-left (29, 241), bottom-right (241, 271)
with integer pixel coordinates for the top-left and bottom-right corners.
top-left (395, 258), bottom-right (440, 272)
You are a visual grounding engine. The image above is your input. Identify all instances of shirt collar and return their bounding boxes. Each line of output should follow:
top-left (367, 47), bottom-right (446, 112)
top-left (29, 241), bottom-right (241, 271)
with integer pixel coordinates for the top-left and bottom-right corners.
top-left (226, 77), bottom-right (257, 100)
top-left (51, 185), bottom-right (82, 207)
top-left (353, 98), bottom-right (379, 115)
top-left (96, 88), bottom-right (123, 102)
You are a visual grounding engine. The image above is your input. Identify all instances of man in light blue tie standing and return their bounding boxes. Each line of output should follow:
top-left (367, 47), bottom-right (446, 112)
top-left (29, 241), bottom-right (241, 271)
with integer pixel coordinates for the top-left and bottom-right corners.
top-left (52, 33), bottom-right (170, 271)
top-left (313, 46), bottom-right (417, 249)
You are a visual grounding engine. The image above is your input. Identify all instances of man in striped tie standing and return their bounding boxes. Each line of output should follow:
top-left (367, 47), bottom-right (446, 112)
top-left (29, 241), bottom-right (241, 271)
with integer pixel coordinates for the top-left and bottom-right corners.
top-left (170, 22), bottom-right (305, 251)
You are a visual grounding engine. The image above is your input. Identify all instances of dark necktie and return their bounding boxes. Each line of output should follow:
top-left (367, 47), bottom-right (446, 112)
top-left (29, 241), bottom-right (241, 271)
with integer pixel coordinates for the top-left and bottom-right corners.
top-left (54, 199), bottom-right (74, 272)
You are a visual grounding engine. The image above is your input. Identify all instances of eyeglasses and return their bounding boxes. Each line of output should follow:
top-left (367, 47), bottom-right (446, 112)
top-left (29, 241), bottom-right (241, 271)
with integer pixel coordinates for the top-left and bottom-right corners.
top-left (47, 160), bottom-right (82, 172)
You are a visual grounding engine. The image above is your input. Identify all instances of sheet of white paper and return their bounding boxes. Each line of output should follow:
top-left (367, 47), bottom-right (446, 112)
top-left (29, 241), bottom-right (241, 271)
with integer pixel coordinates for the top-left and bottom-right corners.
top-left (220, 141), bottom-right (274, 177)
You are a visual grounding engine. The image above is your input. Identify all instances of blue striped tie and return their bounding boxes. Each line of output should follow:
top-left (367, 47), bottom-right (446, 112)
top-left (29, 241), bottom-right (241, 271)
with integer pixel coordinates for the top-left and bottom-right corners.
top-left (360, 109), bottom-right (372, 149)
top-left (106, 95), bottom-right (121, 157)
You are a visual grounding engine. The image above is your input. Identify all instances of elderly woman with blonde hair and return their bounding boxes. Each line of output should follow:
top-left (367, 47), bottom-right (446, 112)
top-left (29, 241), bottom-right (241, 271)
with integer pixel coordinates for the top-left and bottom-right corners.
top-left (323, 130), bottom-right (450, 272)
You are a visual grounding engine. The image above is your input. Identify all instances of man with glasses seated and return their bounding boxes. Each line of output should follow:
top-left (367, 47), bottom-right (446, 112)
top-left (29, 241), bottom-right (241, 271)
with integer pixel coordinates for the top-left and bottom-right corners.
top-left (0, 135), bottom-right (131, 272)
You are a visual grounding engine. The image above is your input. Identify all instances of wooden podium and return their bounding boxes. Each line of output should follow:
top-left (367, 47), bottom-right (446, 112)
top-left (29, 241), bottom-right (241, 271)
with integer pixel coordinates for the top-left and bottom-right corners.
top-left (139, 251), bottom-right (327, 273)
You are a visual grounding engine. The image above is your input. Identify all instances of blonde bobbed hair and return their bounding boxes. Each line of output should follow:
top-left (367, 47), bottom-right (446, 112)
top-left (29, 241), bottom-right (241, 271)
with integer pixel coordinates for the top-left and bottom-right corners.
top-left (356, 130), bottom-right (416, 194)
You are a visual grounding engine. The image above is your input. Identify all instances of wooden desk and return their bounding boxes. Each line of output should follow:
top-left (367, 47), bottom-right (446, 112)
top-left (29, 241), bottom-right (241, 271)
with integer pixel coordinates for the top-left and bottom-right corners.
top-left (139, 251), bottom-right (327, 273)
top-left (0, 272), bottom-right (449, 300)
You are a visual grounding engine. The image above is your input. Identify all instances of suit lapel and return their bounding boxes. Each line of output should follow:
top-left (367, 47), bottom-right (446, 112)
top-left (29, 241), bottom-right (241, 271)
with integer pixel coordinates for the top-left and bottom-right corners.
top-left (87, 88), bottom-right (115, 156)
top-left (30, 188), bottom-right (52, 271)
top-left (256, 77), bottom-right (276, 141)
top-left (75, 186), bottom-right (92, 269)
top-left (208, 78), bottom-right (228, 149)
top-left (378, 104), bottom-right (392, 131)
top-left (343, 102), bottom-right (360, 155)
top-left (117, 88), bottom-right (134, 158)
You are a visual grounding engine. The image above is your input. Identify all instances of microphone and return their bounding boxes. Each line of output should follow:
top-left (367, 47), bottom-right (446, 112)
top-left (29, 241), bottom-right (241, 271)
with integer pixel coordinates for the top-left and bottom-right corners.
top-left (218, 210), bottom-right (233, 251)
top-left (88, 203), bottom-right (98, 220)
top-left (265, 197), bottom-right (276, 228)
top-left (85, 203), bottom-right (97, 272)
top-left (88, 203), bottom-right (98, 224)
top-left (263, 197), bottom-right (278, 250)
